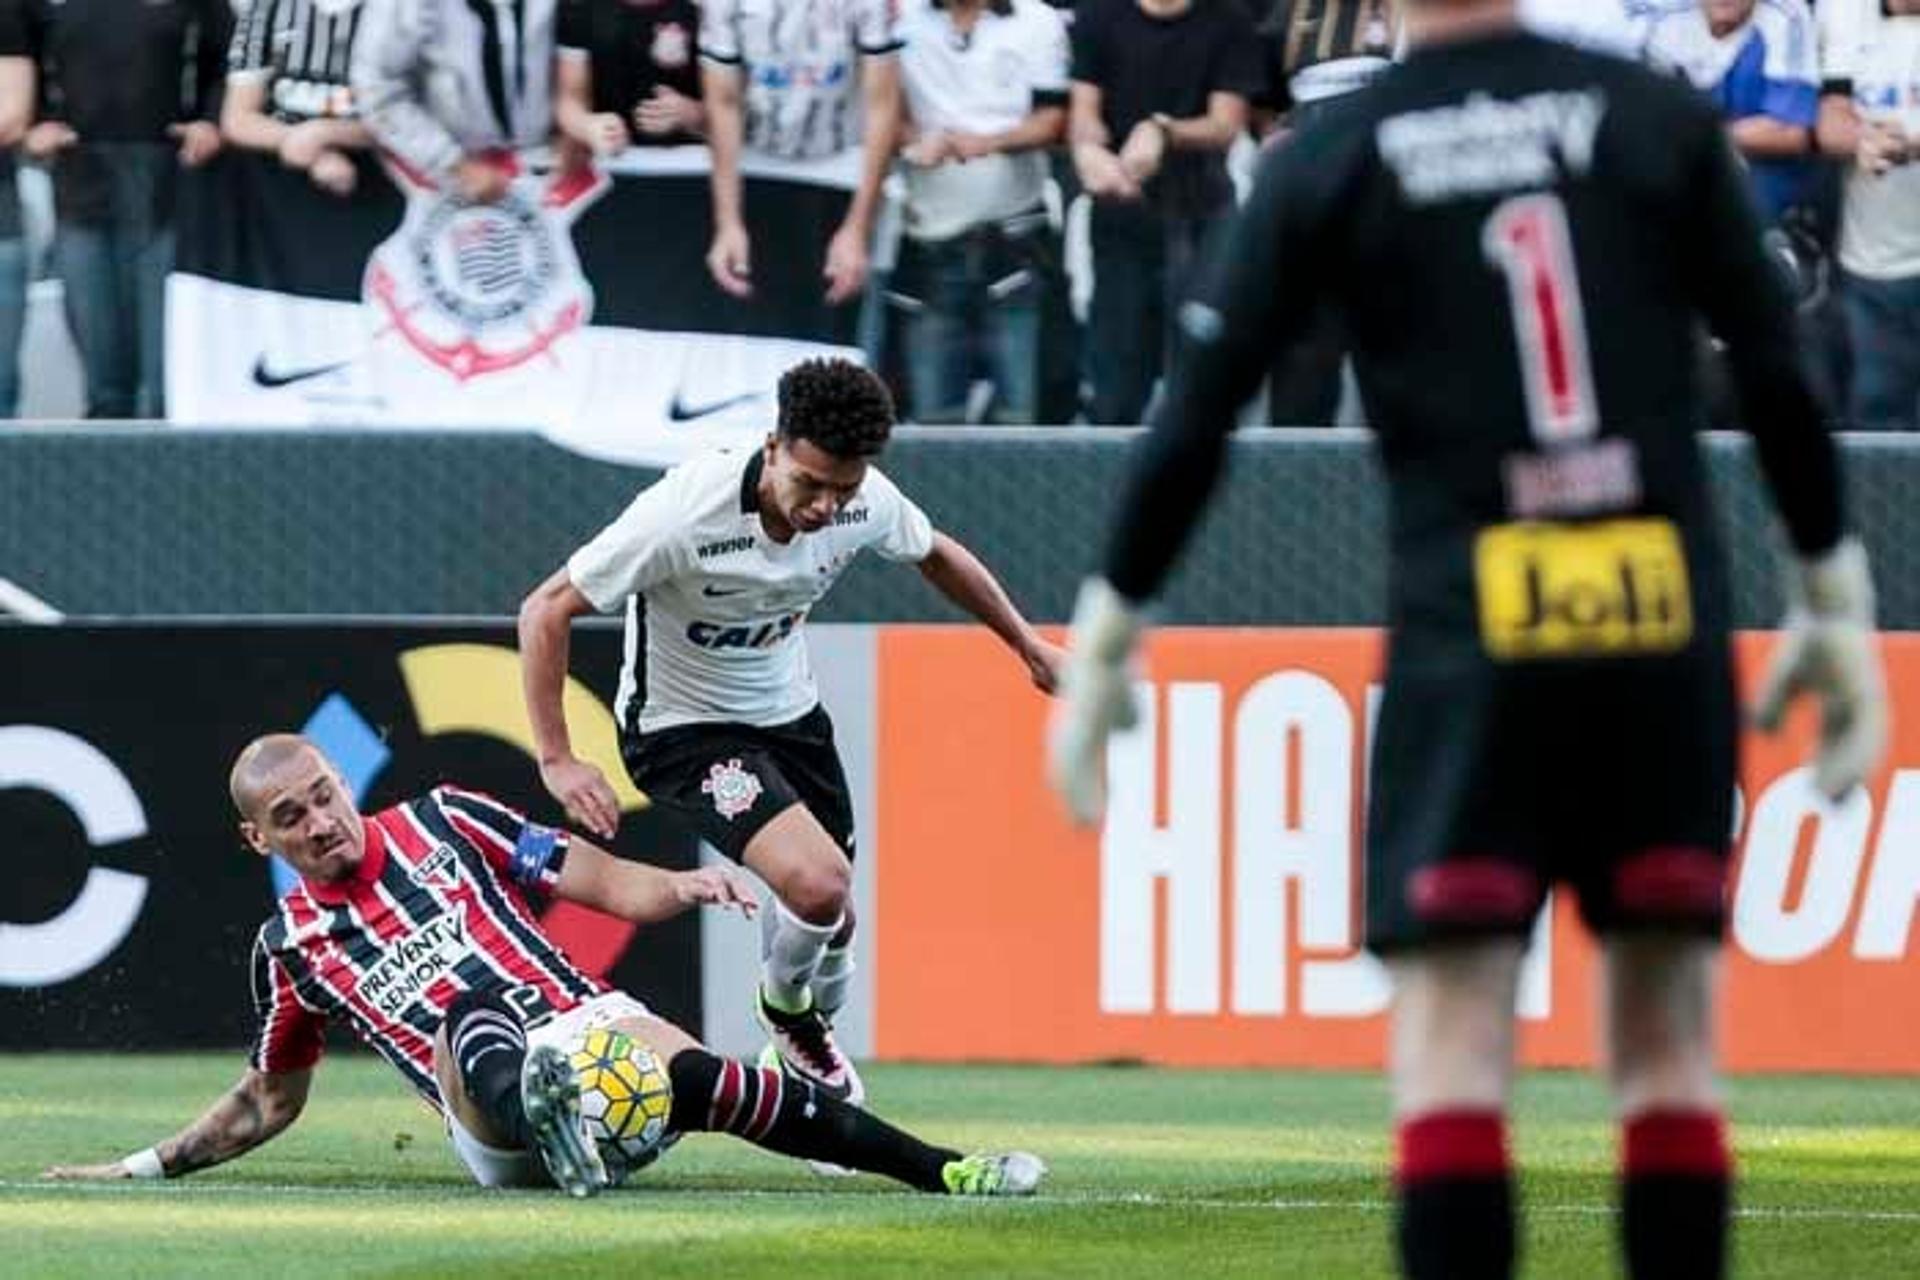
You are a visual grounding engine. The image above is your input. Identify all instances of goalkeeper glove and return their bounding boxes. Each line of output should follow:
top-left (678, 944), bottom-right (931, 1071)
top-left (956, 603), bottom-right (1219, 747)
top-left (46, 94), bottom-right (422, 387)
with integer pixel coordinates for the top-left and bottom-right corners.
top-left (1752, 537), bottom-right (1889, 801)
top-left (1047, 578), bottom-right (1144, 824)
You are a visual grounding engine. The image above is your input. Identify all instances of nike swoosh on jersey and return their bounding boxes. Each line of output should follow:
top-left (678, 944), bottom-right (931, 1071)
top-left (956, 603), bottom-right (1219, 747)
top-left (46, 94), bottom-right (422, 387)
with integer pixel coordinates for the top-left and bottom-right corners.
top-left (668, 391), bottom-right (763, 422)
top-left (702, 584), bottom-right (748, 597)
top-left (252, 355), bottom-right (351, 389)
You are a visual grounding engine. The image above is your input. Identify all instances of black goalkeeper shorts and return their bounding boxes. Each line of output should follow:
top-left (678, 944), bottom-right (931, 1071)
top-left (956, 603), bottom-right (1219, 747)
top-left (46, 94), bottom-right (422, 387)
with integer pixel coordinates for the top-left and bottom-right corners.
top-left (1364, 641), bottom-right (1738, 954)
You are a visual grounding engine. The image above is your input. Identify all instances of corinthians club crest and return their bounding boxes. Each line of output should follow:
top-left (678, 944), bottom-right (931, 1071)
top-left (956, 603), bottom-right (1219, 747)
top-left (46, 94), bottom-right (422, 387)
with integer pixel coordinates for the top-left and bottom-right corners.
top-left (366, 156), bottom-right (610, 382)
top-left (701, 758), bottom-right (764, 820)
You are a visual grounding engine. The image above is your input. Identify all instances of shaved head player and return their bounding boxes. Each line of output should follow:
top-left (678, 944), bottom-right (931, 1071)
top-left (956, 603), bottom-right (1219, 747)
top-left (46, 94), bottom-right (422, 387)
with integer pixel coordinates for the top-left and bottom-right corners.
top-left (46, 736), bottom-right (1045, 1198)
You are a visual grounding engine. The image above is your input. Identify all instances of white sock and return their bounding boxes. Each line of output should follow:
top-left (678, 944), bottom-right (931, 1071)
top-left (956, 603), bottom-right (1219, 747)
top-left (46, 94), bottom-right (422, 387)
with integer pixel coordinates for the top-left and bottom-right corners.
top-left (811, 944), bottom-right (855, 1020)
top-left (761, 902), bottom-right (841, 1014)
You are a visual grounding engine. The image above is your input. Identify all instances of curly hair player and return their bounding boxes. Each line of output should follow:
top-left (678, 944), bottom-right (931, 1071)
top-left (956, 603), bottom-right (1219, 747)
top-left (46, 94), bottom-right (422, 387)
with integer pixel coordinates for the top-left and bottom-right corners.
top-left (520, 358), bottom-right (1063, 1119)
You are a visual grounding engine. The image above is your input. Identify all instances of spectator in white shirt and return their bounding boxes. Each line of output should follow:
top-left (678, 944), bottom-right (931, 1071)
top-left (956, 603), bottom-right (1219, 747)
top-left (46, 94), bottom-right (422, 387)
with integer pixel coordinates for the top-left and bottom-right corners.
top-left (352, 0), bottom-right (558, 204)
top-left (700, 0), bottom-right (904, 305)
top-left (1644, 0), bottom-right (1820, 224)
top-left (891, 0), bottom-right (1069, 422)
top-left (1518, 0), bottom-right (1688, 55)
top-left (1818, 0), bottom-right (1920, 429)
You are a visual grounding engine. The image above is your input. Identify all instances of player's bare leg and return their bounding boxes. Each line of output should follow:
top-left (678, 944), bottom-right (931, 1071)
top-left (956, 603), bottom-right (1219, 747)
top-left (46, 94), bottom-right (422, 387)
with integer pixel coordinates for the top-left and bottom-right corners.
top-left (1388, 938), bottom-right (1526, 1280)
top-left (607, 1014), bottom-right (1042, 1195)
top-left (742, 803), bottom-right (865, 1104)
top-left (1602, 935), bottom-right (1728, 1280)
top-left (434, 993), bottom-right (607, 1197)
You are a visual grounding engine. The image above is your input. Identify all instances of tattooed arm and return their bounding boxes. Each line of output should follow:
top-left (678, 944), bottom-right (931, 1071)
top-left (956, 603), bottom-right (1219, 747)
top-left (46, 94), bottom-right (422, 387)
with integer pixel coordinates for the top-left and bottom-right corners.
top-left (44, 1068), bottom-right (312, 1180)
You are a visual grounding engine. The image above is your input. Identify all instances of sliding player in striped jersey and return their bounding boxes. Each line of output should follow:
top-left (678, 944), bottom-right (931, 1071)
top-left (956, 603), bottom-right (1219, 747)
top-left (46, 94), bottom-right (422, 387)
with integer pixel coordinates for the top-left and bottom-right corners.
top-left (44, 735), bottom-right (1043, 1199)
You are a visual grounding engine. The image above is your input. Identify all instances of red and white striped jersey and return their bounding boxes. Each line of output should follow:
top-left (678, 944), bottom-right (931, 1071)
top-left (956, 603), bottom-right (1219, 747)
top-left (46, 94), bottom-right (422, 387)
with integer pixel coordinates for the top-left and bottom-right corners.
top-left (249, 786), bottom-right (605, 1109)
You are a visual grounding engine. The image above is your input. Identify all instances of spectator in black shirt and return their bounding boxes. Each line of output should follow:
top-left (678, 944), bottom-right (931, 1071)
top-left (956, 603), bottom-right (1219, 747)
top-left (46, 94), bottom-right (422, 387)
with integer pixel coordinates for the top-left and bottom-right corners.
top-left (555, 0), bottom-right (705, 159)
top-left (222, 0), bottom-right (373, 198)
top-left (1253, 0), bottom-right (1398, 425)
top-left (1257, 0), bottom-right (1396, 136)
top-left (1069, 0), bottom-right (1264, 425)
top-left (0, 6), bottom-right (30, 419)
top-left (16, 0), bottom-right (231, 419)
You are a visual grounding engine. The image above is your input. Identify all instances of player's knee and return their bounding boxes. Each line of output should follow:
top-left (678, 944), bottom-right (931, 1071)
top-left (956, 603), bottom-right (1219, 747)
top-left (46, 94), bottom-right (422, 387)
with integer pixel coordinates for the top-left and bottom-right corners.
top-left (831, 904), bottom-right (857, 949)
top-left (1604, 938), bottom-right (1717, 1111)
top-left (445, 988), bottom-right (518, 1026)
top-left (440, 990), bottom-right (516, 1058)
top-left (1388, 947), bottom-right (1522, 1113)
top-left (1395, 1019), bottom-right (1511, 1113)
top-left (781, 859), bottom-right (851, 924)
top-left (1608, 1029), bottom-right (1717, 1113)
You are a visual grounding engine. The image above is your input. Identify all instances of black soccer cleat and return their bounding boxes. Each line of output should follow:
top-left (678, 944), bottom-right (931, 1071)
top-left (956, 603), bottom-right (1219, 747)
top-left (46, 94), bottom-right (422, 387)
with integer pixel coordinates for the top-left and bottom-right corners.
top-left (755, 989), bottom-right (865, 1106)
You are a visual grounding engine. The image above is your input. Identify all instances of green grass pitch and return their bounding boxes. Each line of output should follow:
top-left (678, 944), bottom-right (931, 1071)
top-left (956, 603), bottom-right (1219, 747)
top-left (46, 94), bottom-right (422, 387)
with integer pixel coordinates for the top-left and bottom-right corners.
top-left (2, 1056), bottom-right (1916, 1277)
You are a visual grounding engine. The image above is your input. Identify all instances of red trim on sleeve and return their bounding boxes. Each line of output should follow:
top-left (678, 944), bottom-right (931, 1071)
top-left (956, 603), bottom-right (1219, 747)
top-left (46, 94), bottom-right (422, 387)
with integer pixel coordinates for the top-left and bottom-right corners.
top-left (255, 957), bottom-right (326, 1074)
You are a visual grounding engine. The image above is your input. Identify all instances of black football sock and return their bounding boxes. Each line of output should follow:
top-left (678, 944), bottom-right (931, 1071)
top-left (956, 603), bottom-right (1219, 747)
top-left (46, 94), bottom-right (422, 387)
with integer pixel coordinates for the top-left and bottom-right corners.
top-left (445, 990), bottom-right (533, 1149)
top-left (1621, 1109), bottom-right (1731, 1280)
top-left (668, 1049), bottom-right (959, 1192)
top-left (1395, 1110), bottom-right (1517, 1280)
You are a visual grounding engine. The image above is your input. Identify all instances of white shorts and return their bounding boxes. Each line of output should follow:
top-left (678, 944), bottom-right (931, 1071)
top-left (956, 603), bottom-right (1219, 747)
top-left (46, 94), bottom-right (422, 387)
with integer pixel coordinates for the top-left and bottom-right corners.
top-left (445, 990), bottom-right (654, 1188)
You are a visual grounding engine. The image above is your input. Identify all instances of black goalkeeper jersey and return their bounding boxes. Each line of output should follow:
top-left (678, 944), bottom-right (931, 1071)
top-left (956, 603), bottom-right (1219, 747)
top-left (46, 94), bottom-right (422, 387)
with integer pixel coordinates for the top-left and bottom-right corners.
top-left (1104, 28), bottom-right (1841, 656)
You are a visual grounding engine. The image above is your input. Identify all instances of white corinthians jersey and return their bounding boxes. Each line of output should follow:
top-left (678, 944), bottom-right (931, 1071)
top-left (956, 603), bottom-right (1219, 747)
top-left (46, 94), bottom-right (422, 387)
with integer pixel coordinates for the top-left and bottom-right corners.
top-left (569, 447), bottom-right (935, 732)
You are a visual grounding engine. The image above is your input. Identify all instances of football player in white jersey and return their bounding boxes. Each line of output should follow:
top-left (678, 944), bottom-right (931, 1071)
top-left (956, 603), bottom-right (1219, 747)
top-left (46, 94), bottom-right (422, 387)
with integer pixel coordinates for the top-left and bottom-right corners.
top-left (518, 358), bottom-right (1061, 1106)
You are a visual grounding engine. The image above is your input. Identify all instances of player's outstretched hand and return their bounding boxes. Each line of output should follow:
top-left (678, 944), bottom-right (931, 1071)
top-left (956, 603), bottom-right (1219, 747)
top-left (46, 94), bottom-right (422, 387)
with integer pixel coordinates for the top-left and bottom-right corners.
top-left (542, 756), bottom-right (622, 840)
top-left (1024, 637), bottom-right (1067, 696)
top-left (1047, 578), bottom-right (1144, 825)
top-left (1752, 538), bottom-right (1889, 802)
top-left (675, 865), bottom-right (760, 917)
top-left (44, 1161), bottom-right (133, 1180)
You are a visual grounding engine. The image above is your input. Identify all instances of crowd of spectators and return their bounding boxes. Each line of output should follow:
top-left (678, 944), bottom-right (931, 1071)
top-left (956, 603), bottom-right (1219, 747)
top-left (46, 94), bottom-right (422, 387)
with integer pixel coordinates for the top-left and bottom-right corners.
top-left (0, 0), bottom-right (1914, 428)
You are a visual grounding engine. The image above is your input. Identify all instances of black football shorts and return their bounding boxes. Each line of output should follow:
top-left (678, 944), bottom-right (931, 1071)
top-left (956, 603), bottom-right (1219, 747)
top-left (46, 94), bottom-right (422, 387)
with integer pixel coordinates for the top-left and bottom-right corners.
top-left (1364, 639), bottom-right (1738, 954)
top-left (620, 705), bottom-right (856, 863)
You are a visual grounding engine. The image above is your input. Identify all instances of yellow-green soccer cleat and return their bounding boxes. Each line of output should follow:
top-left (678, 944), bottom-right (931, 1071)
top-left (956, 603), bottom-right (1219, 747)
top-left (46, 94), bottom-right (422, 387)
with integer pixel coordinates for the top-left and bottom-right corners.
top-left (942, 1152), bottom-right (1047, 1197)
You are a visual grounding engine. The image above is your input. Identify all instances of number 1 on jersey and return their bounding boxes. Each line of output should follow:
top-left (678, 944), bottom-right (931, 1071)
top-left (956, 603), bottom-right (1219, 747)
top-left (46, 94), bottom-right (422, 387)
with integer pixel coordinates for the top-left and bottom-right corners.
top-left (1483, 193), bottom-right (1599, 444)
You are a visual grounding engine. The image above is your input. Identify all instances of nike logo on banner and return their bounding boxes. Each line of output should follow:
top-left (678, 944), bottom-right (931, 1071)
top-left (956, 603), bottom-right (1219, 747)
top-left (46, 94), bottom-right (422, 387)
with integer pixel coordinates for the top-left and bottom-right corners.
top-left (702, 584), bottom-right (748, 598)
top-left (668, 391), bottom-right (762, 422)
top-left (252, 356), bottom-right (350, 389)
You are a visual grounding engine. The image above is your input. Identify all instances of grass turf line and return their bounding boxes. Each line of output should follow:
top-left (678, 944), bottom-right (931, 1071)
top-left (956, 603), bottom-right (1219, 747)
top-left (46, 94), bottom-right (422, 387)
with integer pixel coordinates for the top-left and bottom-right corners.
top-left (1, 1057), bottom-right (1915, 1278)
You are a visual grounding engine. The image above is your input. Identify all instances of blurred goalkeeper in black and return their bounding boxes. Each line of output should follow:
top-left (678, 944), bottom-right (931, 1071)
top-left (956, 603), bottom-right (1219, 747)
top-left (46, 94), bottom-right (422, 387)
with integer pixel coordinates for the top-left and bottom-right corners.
top-left (1047, 2), bottom-right (1888, 1278)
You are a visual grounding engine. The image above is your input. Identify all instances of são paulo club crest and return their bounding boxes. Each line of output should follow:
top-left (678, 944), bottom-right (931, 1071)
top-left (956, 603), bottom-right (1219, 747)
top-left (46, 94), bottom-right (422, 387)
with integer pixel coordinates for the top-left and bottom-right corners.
top-left (701, 758), bottom-right (764, 820)
top-left (365, 154), bottom-right (610, 382)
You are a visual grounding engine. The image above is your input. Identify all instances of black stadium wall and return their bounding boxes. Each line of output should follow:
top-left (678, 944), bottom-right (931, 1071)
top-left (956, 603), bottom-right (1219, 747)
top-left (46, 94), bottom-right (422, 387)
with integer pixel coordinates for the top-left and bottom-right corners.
top-left (0, 624), bottom-right (702, 1050)
top-left (5, 428), bottom-right (1920, 627)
